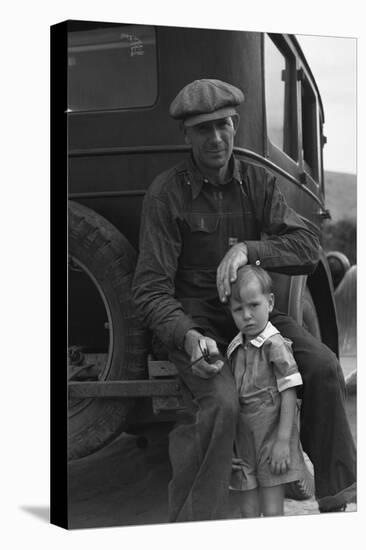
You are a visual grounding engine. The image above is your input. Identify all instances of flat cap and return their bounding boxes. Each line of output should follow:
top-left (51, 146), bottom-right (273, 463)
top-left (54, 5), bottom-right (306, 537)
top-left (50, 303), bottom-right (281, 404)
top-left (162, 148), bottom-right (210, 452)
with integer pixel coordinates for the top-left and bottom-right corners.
top-left (169, 79), bottom-right (244, 127)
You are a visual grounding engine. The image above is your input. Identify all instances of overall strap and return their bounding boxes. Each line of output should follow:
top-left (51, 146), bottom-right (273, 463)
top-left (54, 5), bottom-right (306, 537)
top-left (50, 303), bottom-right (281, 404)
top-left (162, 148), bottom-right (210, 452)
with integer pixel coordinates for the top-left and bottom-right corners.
top-left (176, 168), bottom-right (192, 212)
top-left (176, 168), bottom-right (190, 185)
top-left (238, 161), bottom-right (261, 237)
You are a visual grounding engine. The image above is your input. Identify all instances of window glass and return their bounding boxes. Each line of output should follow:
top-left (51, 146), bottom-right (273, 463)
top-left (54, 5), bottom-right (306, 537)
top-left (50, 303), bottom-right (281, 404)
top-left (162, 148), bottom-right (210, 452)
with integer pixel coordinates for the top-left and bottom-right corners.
top-left (68, 25), bottom-right (157, 112)
top-left (318, 114), bottom-right (324, 190)
top-left (264, 35), bottom-right (296, 160)
top-left (301, 78), bottom-right (318, 179)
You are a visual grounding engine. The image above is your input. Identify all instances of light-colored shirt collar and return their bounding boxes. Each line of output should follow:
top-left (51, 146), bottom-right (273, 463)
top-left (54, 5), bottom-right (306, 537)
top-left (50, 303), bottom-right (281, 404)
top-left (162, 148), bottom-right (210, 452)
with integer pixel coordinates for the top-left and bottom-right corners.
top-left (227, 321), bottom-right (280, 358)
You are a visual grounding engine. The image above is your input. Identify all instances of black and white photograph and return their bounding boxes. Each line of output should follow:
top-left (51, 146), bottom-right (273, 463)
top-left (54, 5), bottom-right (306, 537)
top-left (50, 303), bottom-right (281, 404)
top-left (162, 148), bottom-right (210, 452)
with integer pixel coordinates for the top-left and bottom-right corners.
top-left (2, 1), bottom-right (363, 549)
top-left (53, 16), bottom-right (357, 529)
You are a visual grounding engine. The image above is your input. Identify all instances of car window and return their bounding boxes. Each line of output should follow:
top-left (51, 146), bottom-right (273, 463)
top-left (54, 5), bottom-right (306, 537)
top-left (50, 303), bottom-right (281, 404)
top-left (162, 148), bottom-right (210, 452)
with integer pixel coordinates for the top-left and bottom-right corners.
top-left (67, 25), bottom-right (158, 112)
top-left (264, 34), bottom-right (297, 161)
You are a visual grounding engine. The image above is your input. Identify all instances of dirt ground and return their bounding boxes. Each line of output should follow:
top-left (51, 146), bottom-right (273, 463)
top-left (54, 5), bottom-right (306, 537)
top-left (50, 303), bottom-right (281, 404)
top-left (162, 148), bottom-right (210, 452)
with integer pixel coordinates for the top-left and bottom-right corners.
top-left (68, 356), bottom-right (357, 529)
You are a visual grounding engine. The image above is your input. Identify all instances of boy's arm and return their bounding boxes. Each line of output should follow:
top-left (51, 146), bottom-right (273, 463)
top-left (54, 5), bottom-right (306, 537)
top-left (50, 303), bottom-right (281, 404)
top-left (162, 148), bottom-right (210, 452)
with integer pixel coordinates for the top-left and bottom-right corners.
top-left (269, 387), bottom-right (297, 475)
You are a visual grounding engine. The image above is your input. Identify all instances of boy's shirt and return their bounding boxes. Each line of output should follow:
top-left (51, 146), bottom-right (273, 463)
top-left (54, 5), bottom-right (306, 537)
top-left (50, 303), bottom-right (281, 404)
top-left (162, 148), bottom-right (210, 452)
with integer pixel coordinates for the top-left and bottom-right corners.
top-left (227, 321), bottom-right (302, 402)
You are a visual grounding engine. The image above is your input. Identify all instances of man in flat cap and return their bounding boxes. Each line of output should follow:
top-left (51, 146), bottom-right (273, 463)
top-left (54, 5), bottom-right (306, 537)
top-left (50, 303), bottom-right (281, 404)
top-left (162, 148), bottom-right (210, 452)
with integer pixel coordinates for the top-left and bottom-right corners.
top-left (133, 79), bottom-right (356, 521)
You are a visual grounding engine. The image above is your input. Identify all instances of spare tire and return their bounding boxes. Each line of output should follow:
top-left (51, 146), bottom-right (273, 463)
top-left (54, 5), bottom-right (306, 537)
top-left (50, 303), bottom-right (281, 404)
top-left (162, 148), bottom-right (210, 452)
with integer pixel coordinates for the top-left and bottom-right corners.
top-left (68, 201), bottom-right (148, 460)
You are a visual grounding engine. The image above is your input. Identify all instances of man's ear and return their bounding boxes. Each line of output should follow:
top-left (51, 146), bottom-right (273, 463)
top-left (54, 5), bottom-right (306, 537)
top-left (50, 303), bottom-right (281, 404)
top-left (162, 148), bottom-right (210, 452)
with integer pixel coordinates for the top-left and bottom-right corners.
top-left (268, 293), bottom-right (275, 312)
top-left (232, 114), bottom-right (240, 133)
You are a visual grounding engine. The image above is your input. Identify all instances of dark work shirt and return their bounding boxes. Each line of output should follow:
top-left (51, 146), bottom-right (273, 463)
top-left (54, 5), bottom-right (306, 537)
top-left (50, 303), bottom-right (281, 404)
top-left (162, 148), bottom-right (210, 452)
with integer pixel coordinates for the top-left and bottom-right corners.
top-left (132, 155), bottom-right (320, 351)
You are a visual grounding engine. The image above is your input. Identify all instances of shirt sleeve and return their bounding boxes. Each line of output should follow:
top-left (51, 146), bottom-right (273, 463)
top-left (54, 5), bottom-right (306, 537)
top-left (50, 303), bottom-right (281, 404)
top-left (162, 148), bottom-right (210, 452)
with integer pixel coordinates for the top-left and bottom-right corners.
top-left (268, 335), bottom-right (303, 392)
top-left (132, 183), bottom-right (198, 351)
top-left (244, 166), bottom-right (320, 275)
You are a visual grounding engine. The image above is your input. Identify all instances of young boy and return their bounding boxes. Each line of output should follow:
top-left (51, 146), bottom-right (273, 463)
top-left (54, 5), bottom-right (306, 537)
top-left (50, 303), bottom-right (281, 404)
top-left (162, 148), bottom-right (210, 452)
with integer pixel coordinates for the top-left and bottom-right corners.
top-left (227, 265), bottom-right (307, 517)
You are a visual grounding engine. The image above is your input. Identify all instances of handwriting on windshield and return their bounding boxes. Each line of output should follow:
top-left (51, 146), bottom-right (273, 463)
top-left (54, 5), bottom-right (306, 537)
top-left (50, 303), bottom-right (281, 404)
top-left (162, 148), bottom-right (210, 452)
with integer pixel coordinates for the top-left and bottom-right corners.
top-left (120, 33), bottom-right (144, 57)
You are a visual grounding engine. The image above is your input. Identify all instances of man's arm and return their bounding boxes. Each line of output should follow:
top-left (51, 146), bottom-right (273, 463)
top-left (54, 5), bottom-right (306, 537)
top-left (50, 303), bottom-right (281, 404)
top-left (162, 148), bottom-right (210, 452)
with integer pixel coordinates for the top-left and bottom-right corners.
top-left (132, 187), bottom-right (198, 350)
top-left (217, 167), bottom-right (320, 301)
top-left (133, 183), bottom-right (224, 376)
top-left (245, 169), bottom-right (320, 273)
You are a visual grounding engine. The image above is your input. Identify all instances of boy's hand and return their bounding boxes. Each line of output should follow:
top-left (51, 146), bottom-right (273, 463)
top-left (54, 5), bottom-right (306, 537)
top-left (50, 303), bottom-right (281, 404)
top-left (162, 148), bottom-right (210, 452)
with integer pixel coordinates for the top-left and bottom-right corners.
top-left (232, 457), bottom-right (245, 471)
top-left (269, 439), bottom-right (291, 475)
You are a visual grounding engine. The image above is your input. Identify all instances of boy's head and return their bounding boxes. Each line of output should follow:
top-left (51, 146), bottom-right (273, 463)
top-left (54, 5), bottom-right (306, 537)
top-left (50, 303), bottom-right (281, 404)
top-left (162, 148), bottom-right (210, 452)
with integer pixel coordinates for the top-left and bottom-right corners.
top-left (229, 265), bottom-right (274, 338)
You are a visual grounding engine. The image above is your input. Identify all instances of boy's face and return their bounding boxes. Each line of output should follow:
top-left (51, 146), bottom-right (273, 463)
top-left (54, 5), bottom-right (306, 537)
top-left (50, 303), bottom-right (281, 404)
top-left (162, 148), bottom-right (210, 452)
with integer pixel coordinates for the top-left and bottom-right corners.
top-left (230, 278), bottom-right (274, 339)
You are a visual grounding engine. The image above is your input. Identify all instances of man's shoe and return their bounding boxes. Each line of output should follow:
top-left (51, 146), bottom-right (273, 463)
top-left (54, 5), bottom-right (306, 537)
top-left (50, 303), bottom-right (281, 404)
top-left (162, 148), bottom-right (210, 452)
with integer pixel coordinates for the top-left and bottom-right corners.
top-left (319, 504), bottom-right (347, 513)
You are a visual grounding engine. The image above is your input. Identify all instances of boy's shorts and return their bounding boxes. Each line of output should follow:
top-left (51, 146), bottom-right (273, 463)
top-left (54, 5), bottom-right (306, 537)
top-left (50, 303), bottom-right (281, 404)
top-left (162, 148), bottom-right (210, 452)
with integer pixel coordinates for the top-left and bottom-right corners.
top-left (230, 389), bottom-right (307, 491)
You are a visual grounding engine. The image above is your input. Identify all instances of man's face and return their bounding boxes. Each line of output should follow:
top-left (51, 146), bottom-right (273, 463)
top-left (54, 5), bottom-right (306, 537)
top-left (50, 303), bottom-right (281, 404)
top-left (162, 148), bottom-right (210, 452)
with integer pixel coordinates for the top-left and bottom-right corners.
top-left (230, 278), bottom-right (274, 339)
top-left (184, 116), bottom-right (238, 173)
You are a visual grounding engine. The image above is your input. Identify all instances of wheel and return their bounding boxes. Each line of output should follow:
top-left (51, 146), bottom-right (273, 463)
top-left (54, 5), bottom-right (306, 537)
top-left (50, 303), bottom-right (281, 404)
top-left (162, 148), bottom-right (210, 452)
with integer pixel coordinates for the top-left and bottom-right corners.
top-left (285, 285), bottom-right (318, 501)
top-left (327, 251), bottom-right (351, 290)
top-left (302, 286), bottom-right (321, 340)
top-left (68, 201), bottom-right (148, 460)
top-left (335, 265), bottom-right (356, 355)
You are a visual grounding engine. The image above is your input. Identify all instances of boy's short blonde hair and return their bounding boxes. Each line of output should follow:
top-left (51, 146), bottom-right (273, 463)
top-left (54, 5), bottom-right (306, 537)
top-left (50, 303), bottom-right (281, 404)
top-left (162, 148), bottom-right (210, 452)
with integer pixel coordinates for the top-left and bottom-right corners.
top-left (230, 265), bottom-right (273, 302)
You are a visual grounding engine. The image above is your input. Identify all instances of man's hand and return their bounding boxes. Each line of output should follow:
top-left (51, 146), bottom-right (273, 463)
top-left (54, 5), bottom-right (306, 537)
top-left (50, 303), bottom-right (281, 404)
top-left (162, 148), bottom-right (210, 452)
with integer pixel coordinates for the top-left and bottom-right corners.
top-left (184, 330), bottom-right (224, 379)
top-left (268, 438), bottom-right (291, 475)
top-left (216, 243), bottom-right (248, 302)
